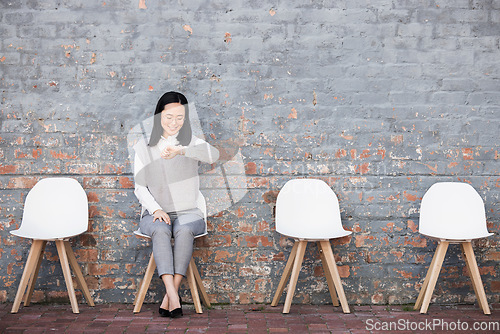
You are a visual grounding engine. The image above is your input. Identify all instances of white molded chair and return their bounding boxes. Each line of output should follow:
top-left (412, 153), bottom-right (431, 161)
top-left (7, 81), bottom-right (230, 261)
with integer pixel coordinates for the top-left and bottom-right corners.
top-left (271, 179), bottom-right (352, 314)
top-left (414, 182), bottom-right (493, 314)
top-left (10, 177), bottom-right (94, 314)
top-left (133, 192), bottom-right (211, 314)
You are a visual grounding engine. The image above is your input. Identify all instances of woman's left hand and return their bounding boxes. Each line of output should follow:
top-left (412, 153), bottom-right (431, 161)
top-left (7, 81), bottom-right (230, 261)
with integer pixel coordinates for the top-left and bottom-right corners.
top-left (161, 145), bottom-right (184, 159)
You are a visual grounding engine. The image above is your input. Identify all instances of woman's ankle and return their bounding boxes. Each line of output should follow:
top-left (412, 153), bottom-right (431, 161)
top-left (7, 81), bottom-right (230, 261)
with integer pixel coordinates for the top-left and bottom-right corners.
top-left (168, 294), bottom-right (181, 310)
top-left (160, 293), bottom-right (169, 309)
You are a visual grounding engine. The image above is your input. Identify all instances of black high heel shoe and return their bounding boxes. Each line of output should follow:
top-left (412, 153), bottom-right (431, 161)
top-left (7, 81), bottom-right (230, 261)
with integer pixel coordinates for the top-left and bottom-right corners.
top-left (159, 307), bottom-right (171, 317)
top-left (170, 296), bottom-right (183, 318)
top-left (159, 295), bottom-right (171, 317)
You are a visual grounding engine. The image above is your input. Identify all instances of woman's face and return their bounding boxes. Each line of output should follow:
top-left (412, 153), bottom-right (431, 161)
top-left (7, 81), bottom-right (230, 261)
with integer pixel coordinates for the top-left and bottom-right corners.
top-left (161, 103), bottom-right (185, 138)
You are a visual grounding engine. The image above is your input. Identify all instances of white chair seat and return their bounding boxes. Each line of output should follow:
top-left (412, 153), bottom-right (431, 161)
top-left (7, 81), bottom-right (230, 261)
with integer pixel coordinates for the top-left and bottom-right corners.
top-left (133, 229), bottom-right (208, 240)
top-left (282, 230), bottom-right (352, 242)
top-left (419, 233), bottom-right (493, 243)
top-left (133, 230), bottom-right (149, 239)
top-left (10, 229), bottom-right (85, 241)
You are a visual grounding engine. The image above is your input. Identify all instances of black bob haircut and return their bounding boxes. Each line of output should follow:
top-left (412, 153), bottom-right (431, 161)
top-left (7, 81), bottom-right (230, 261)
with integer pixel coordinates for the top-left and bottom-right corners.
top-left (148, 91), bottom-right (192, 147)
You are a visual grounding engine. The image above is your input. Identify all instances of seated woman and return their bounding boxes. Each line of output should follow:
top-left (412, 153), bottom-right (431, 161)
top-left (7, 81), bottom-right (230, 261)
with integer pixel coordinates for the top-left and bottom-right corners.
top-left (133, 91), bottom-right (219, 318)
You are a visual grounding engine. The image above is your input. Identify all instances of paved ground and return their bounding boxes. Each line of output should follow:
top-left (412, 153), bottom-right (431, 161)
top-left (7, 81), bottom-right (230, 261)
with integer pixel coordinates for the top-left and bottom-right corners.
top-left (0, 302), bottom-right (498, 333)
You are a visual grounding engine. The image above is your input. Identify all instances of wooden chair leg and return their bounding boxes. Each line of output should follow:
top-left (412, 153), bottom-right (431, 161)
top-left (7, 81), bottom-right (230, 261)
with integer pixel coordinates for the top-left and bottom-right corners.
top-left (461, 243), bottom-right (484, 312)
top-left (283, 240), bottom-right (307, 314)
top-left (319, 241), bottom-right (350, 313)
top-left (414, 244), bottom-right (440, 310)
top-left (271, 242), bottom-right (299, 307)
top-left (461, 242), bottom-right (491, 315)
top-left (23, 241), bottom-right (47, 306)
top-left (133, 254), bottom-right (156, 313)
top-left (317, 241), bottom-right (339, 307)
top-left (55, 240), bottom-right (79, 314)
top-left (186, 260), bottom-right (203, 314)
top-left (64, 241), bottom-right (95, 307)
top-left (420, 241), bottom-right (449, 314)
top-left (12, 240), bottom-right (45, 313)
top-left (190, 258), bottom-right (211, 308)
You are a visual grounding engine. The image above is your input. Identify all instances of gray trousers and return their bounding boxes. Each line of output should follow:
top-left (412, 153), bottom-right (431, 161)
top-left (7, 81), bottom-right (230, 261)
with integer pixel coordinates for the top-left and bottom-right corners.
top-left (140, 210), bottom-right (205, 277)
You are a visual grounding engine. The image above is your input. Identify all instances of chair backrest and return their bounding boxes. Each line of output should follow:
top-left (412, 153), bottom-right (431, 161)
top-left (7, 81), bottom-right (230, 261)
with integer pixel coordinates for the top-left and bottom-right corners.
top-left (275, 179), bottom-right (351, 240)
top-left (11, 177), bottom-right (89, 240)
top-left (196, 191), bottom-right (208, 238)
top-left (419, 182), bottom-right (493, 240)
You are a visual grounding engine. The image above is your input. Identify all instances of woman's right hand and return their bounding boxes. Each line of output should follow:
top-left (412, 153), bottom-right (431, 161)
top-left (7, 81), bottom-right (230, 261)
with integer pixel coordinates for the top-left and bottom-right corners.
top-left (153, 209), bottom-right (171, 225)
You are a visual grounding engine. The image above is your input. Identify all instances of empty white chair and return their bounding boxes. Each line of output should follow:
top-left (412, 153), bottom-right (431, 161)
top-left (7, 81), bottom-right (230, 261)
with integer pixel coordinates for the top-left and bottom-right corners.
top-left (414, 182), bottom-right (493, 314)
top-left (271, 179), bottom-right (352, 313)
top-left (133, 192), bottom-right (211, 314)
top-left (10, 177), bottom-right (94, 313)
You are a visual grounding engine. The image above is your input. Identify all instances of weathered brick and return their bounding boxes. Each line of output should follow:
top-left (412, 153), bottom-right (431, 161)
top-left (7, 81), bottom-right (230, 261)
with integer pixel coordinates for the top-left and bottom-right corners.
top-left (0, 1), bottom-right (498, 307)
top-left (88, 263), bottom-right (120, 276)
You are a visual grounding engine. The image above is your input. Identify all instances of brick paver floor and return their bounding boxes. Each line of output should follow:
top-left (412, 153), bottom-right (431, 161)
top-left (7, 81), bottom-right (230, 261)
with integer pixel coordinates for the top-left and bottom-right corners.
top-left (0, 302), bottom-right (498, 333)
